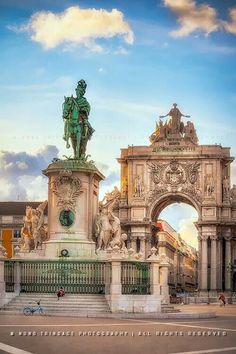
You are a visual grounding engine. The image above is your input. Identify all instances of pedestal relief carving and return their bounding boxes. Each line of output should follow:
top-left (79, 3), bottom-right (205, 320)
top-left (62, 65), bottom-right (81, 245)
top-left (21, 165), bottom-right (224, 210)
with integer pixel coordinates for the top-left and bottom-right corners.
top-left (52, 169), bottom-right (82, 210)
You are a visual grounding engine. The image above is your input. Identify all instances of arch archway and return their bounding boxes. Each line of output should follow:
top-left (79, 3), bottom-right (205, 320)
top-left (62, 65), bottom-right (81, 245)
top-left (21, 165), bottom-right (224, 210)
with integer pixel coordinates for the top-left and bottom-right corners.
top-left (148, 192), bottom-right (201, 222)
top-left (149, 193), bottom-right (199, 295)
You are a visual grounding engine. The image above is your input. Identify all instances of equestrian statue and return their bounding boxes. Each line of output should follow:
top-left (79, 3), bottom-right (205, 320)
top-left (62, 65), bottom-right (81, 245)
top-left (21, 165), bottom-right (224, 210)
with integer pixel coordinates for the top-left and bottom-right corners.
top-left (63, 80), bottom-right (95, 160)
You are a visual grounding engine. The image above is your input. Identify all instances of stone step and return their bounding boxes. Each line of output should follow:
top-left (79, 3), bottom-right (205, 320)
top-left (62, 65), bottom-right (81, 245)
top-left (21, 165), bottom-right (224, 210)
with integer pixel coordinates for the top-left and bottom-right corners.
top-left (5, 303), bottom-right (107, 309)
top-left (9, 299), bottom-right (108, 303)
top-left (3, 293), bottom-right (111, 314)
top-left (17, 294), bottom-right (106, 298)
top-left (3, 308), bottom-right (111, 313)
top-left (9, 302), bottom-right (108, 307)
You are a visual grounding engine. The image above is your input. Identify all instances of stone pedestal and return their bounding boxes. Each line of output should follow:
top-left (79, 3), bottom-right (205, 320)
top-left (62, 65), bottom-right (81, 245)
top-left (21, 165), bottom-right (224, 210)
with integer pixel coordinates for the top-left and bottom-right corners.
top-left (42, 159), bottom-right (104, 259)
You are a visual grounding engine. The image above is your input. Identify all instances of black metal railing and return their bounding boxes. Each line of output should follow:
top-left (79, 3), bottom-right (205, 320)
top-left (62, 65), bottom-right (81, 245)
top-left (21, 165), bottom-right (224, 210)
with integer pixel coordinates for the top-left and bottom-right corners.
top-left (4, 261), bottom-right (15, 292)
top-left (121, 262), bottom-right (151, 295)
top-left (20, 260), bottom-right (109, 294)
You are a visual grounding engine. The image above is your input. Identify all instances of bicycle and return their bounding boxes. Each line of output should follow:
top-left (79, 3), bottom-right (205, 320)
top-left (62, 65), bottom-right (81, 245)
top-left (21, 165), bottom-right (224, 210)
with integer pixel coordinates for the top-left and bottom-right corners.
top-left (23, 301), bottom-right (44, 316)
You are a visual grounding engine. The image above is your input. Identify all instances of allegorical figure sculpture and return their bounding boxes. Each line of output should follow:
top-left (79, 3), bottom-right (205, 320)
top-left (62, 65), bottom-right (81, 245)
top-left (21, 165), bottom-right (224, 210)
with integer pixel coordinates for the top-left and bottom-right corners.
top-left (149, 103), bottom-right (198, 145)
top-left (133, 175), bottom-right (144, 197)
top-left (94, 187), bottom-right (127, 254)
top-left (20, 201), bottom-right (48, 252)
top-left (63, 80), bottom-right (95, 160)
top-left (223, 176), bottom-right (230, 199)
top-left (160, 103), bottom-right (190, 134)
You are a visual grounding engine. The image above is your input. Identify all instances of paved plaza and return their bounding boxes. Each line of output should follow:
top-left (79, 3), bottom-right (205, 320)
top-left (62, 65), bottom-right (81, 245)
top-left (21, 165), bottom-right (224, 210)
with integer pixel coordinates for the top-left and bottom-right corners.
top-left (0, 305), bottom-right (236, 354)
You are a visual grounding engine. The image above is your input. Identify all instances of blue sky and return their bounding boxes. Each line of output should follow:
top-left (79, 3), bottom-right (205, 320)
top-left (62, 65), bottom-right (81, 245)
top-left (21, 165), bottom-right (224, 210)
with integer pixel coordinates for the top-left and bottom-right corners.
top-left (1, 0), bottom-right (236, 248)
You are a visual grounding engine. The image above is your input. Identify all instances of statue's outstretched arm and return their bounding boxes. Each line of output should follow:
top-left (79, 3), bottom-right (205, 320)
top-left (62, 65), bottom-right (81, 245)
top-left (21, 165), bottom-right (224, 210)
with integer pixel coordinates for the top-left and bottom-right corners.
top-left (179, 111), bottom-right (190, 118)
top-left (159, 113), bottom-right (168, 118)
top-left (159, 110), bottom-right (171, 119)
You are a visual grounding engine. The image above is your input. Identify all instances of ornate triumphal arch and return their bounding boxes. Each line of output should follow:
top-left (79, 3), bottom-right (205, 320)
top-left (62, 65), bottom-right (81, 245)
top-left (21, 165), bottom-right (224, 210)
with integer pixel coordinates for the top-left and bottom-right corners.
top-left (118, 104), bottom-right (236, 294)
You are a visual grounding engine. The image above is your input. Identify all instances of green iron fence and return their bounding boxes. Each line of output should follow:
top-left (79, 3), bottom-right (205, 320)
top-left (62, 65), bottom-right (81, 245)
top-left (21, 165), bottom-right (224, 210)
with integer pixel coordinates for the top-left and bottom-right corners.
top-left (121, 262), bottom-right (151, 295)
top-left (4, 261), bottom-right (15, 292)
top-left (20, 260), bottom-right (110, 294)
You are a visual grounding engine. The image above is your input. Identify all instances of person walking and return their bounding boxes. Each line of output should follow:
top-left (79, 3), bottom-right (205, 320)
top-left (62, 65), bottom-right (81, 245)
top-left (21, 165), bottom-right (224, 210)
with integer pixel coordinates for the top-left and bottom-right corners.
top-left (57, 287), bottom-right (65, 301)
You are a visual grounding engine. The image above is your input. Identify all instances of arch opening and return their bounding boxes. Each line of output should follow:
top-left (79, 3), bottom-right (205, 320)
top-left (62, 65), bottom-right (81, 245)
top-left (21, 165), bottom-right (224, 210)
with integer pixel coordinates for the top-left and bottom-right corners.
top-left (150, 195), bottom-right (199, 295)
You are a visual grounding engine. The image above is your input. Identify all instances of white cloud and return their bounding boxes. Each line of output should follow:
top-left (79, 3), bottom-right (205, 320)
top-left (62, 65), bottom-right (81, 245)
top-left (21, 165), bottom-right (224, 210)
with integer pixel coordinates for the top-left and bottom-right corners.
top-left (164, 0), bottom-right (219, 37)
top-left (16, 6), bottom-right (134, 52)
top-left (223, 8), bottom-right (236, 35)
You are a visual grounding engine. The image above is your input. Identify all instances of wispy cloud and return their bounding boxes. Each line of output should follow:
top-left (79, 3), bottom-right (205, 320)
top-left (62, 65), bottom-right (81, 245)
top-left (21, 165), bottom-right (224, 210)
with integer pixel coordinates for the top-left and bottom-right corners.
top-left (164, 0), bottom-right (236, 38)
top-left (9, 6), bottom-right (134, 53)
top-left (223, 8), bottom-right (236, 35)
top-left (164, 0), bottom-right (219, 37)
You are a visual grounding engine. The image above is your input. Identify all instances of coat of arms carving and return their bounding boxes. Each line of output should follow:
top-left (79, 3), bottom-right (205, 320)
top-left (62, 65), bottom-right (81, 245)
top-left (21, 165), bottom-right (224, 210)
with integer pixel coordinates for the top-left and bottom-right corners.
top-left (52, 169), bottom-right (82, 210)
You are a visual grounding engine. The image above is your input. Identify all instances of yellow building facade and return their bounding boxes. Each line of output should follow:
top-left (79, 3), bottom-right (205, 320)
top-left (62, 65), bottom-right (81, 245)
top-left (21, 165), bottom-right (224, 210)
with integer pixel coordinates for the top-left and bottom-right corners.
top-left (154, 220), bottom-right (198, 295)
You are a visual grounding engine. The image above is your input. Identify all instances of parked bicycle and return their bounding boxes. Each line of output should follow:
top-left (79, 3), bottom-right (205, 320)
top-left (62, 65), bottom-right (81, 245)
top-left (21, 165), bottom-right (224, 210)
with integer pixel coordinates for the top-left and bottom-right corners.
top-left (23, 300), bottom-right (44, 316)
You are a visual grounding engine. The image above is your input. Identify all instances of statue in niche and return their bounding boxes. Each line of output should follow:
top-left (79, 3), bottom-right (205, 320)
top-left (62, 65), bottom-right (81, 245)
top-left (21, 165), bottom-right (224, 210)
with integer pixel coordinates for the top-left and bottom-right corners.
top-left (223, 176), bottom-right (230, 198)
top-left (62, 80), bottom-right (95, 160)
top-left (133, 175), bottom-right (144, 197)
top-left (205, 175), bottom-right (215, 197)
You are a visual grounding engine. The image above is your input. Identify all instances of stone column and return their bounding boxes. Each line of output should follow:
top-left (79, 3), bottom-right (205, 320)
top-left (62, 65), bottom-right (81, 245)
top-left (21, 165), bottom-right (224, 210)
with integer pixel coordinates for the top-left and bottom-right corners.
top-left (210, 235), bottom-right (218, 292)
top-left (150, 260), bottom-right (160, 295)
top-left (0, 260), bottom-right (6, 308)
top-left (197, 235), bottom-right (201, 291)
top-left (160, 259), bottom-right (170, 302)
top-left (14, 261), bottom-right (21, 294)
top-left (200, 235), bottom-right (208, 291)
top-left (224, 235), bottom-right (232, 291)
top-left (145, 235), bottom-right (152, 259)
top-left (108, 257), bottom-right (122, 313)
top-left (217, 237), bottom-right (223, 291)
top-left (0, 260), bottom-right (5, 290)
top-left (130, 237), bottom-right (137, 253)
top-left (174, 251), bottom-right (178, 291)
top-left (140, 238), bottom-right (145, 256)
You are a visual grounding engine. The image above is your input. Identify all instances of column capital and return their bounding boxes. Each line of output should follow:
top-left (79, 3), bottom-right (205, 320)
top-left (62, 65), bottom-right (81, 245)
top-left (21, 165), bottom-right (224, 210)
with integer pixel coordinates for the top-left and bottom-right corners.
top-left (200, 234), bottom-right (209, 241)
top-left (130, 235), bottom-right (137, 241)
top-left (224, 235), bottom-right (232, 241)
top-left (210, 235), bottom-right (218, 241)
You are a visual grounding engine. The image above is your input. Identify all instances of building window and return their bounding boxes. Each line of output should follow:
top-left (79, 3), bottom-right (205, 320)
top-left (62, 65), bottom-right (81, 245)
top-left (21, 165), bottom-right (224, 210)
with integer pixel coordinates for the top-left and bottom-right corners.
top-left (13, 230), bottom-right (21, 238)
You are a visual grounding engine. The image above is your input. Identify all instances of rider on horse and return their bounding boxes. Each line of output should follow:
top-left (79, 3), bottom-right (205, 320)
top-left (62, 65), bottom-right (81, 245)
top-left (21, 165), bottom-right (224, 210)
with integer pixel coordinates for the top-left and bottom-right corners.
top-left (63, 80), bottom-right (94, 159)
